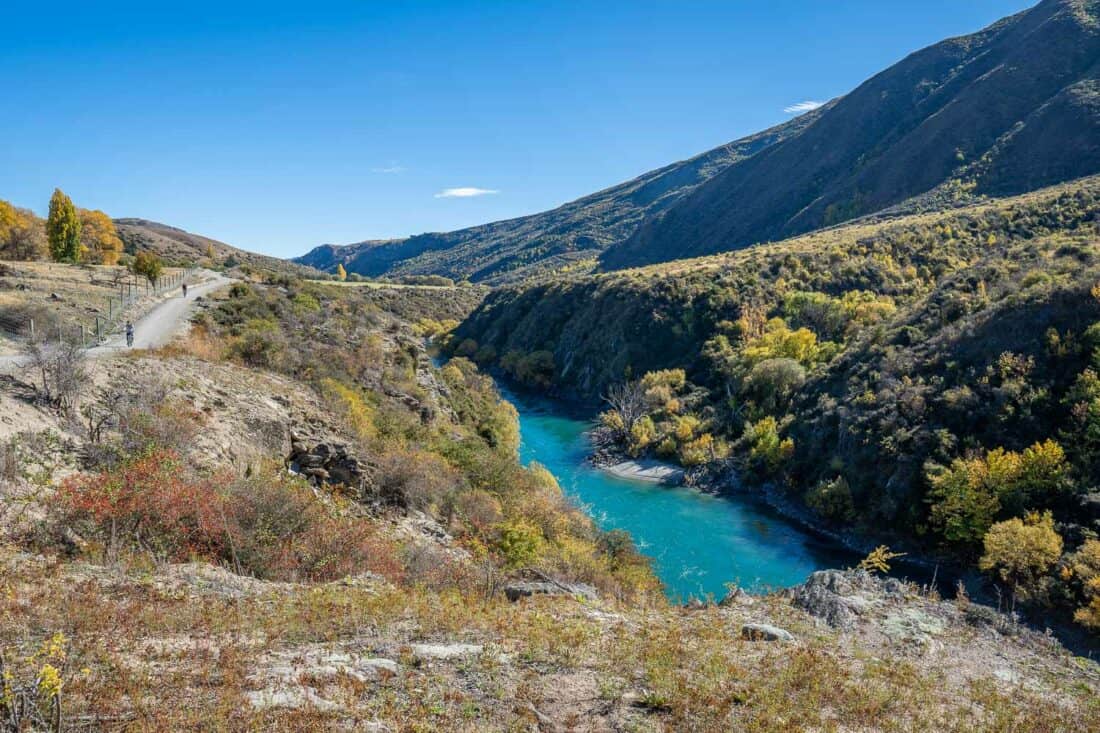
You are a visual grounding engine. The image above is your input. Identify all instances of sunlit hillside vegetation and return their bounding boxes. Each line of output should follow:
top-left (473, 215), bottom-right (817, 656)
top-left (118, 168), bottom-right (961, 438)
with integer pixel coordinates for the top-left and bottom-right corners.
top-left (454, 175), bottom-right (1100, 631)
top-left (2, 236), bottom-right (1097, 727)
top-left (180, 276), bottom-right (656, 598)
top-left (115, 218), bottom-right (322, 277)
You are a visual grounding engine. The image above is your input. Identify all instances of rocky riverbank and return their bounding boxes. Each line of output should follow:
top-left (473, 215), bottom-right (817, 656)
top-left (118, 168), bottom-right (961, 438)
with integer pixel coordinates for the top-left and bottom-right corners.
top-left (586, 426), bottom-right (685, 484)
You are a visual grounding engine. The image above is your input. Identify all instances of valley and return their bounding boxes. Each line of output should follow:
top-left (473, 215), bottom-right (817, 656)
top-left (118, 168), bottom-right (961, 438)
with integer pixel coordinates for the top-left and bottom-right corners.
top-left (505, 387), bottom-right (862, 601)
top-left (2, 0), bottom-right (1100, 729)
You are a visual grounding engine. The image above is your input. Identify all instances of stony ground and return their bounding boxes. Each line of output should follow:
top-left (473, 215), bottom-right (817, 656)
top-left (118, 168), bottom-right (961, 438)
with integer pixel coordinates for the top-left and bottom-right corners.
top-left (2, 545), bottom-right (1096, 731)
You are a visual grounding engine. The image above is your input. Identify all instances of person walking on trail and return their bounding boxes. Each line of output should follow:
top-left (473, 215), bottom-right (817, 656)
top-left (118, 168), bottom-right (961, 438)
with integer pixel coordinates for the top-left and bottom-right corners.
top-left (125, 321), bottom-right (134, 348)
top-left (182, 282), bottom-right (188, 298)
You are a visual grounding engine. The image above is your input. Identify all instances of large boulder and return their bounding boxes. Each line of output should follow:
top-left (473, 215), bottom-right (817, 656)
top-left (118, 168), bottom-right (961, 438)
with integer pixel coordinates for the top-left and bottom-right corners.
top-left (741, 623), bottom-right (795, 642)
top-left (287, 435), bottom-right (372, 496)
top-left (793, 569), bottom-right (882, 629)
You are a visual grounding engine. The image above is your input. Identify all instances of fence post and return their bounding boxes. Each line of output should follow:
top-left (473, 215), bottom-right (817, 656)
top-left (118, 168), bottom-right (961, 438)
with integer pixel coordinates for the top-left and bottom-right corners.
top-left (29, 319), bottom-right (34, 340)
top-left (58, 324), bottom-right (63, 345)
top-left (81, 325), bottom-right (86, 349)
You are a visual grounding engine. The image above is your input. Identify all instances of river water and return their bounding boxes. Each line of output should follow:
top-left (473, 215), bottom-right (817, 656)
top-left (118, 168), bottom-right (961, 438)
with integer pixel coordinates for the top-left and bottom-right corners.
top-left (506, 389), bottom-right (861, 601)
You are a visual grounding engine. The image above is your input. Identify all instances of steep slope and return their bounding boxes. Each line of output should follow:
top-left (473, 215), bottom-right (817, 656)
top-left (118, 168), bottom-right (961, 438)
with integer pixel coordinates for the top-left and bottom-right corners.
top-left (116, 218), bottom-right (321, 278)
top-left (603, 0), bottom-right (1100, 269)
top-left (294, 110), bottom-right (823, 284)
top-left (452, 176), bottom-right (1100, 634)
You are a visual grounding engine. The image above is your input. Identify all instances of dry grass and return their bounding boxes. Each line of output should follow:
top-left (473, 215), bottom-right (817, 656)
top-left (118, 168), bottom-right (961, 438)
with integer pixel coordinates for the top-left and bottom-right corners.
top-left (619, 175), bottom-right (1100, 280)
top-left (0, 262), bottom-right (184, 352)
top-left (1, 548), bottom-right (1096, 731)
top-left (308, 280), bottom-right (463, 291)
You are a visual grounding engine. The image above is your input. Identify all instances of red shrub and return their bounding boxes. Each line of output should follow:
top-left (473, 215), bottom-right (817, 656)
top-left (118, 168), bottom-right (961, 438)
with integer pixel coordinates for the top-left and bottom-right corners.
top-left (58, 449), bottom-right (229, 561)
top-left (58, 451), bottom-right (400, 583)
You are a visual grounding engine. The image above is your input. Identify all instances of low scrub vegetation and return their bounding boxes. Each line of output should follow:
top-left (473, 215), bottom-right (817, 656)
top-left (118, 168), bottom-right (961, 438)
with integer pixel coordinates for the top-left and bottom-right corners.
top-left (56, 450), bottom-right (399, 582)
top-left (182, 275), bottom-right (658, 599)
top-left (454, 177), bottom-right (1100, 632)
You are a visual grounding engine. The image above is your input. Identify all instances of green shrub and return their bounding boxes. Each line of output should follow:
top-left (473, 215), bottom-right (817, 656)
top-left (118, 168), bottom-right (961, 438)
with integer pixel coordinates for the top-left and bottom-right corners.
top-left (495, 520), bottom-right (545, 568)
top-left (743, 416), bottom-right (793, 472)
top-left (806, 476), bottom-right (855, 522)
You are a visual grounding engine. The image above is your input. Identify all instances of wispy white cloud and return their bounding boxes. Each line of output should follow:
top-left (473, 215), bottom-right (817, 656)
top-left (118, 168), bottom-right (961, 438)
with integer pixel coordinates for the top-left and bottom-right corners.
top-left (371, 164), bottom-right (406, 174)
top-left (434, 187), bottom-right (499, 199)
top-left (783, 100), bottom-right (824, 114)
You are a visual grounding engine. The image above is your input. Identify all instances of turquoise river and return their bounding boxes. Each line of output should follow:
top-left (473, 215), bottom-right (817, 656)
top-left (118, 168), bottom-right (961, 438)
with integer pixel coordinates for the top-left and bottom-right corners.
top-left (507, 388), bottom-right (862, 601)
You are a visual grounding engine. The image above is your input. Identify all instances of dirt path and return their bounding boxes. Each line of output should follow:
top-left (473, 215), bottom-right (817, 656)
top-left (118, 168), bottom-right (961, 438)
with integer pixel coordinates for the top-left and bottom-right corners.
top-left (0, 270), bottom-right (231, 371)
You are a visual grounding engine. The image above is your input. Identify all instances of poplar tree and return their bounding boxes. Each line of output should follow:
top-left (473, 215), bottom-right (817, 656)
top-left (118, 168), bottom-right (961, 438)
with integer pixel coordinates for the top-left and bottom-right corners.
top-left (79, 208), bottom-right (124, 265)
top-left (46, 188), bottom-right (81, 262)
top-left (336, 263), bottom-right (348, 281)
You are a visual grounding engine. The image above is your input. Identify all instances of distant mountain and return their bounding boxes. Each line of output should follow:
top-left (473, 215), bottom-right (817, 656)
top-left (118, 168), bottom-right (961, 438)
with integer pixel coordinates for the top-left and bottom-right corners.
top-left (293, 110), bottom-right (824, 284)
top-left (602, 0), bottom-right (1100, 269)
top-left (298, 0), bottom-right (1100, 282)
top-left (115, 219), bottom-right (321, 278)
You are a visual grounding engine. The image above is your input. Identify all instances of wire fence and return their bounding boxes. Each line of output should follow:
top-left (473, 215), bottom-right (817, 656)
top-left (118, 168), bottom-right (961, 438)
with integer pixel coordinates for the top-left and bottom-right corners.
top-left (0, 267), bottom-right (198, 349)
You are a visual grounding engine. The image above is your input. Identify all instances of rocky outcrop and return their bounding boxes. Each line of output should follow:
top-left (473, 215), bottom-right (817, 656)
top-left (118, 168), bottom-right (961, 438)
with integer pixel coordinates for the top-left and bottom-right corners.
top-left (287, 432), bottom-right (372, 495)
top-left (504, 580), bottom-right (599, 603)
top-left (793, 569), bottom-right (905, 629)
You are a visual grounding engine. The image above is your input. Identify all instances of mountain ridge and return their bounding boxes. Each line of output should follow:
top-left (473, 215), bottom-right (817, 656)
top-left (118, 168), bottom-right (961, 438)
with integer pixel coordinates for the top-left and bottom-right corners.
top-left (115, 218), bottom-right (322, 278)
top-left (293, 108), bottom-right (826, 283)
top-left (603, 0), bottom-right (1100, 268)
top-left (299, 0), bottom-right (1100, 281)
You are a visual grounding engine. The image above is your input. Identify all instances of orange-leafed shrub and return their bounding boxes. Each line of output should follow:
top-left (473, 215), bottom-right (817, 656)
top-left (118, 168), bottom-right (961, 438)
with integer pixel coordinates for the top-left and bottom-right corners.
top-left (58, 449), bottom-right (225, 561)
top-left (57, 450), bottom-right (401, 583)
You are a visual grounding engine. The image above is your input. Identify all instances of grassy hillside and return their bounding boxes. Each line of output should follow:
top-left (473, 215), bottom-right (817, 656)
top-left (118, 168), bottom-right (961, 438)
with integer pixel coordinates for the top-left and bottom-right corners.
top-left (294, 110), bottom-right (823, 284)
top-left (604, 0), bottom-right (1100, 269)
top-left (454, 176), bottom-right (1100, 632)
top-left (116, 218), bottom-right (322, 278)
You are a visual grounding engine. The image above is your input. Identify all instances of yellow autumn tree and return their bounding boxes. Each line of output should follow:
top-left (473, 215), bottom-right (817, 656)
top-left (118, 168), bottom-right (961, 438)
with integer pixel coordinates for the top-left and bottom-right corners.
top-left (78, 209), bottom-right (123, 265)
top-left (336, 263), bottom-right (348, 281)
top-left (741, 317), bottom-right (827, 367)
top-left (46, 188), bottom-right (81, 262)
top-left (0, 199), bottom-right (46, 260)
top-left (1069, 539), bottom-right (1100, 630)
top-left (979, 511), bottom-right (1063, 604)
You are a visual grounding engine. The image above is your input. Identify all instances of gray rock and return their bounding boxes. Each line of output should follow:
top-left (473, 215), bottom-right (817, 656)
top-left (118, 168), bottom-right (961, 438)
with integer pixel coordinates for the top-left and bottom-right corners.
top-left (245, 687), bottom-right (338, 711)
top-left (719, 586), bottom-right (745, 606)
top-left (504, 580), bottom-right (599, 602)
top-left (794, 569), bottom-right (879, 629)
top-left (410, 643), bottom-right (483, 660)
top-left (741, 623), bottom-right (795, 642)
top-left (882, 577), bottom-right (907, 598)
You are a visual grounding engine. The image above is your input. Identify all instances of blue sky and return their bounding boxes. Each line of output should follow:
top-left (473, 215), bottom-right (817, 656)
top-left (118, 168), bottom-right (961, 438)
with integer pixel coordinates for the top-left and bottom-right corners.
top-left (1, 0), bottom-right (1034, 257)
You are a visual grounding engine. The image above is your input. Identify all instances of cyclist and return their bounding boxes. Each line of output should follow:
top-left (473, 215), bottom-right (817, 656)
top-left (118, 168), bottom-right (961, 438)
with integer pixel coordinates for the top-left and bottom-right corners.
top-left (125, 321), bottom-right (134, 348)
